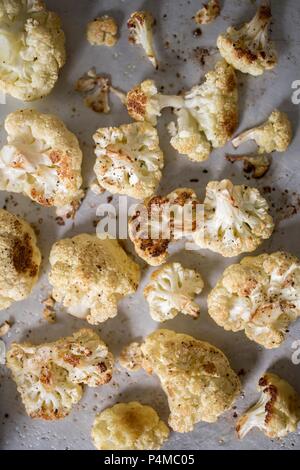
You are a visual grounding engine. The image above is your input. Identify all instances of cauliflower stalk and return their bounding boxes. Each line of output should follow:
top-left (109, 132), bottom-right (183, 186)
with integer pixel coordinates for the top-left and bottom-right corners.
top-left (193, 180), bottom-right (274, 257)
top-left (86, 16), bottom-right (118, 47)
top-left (208, 252), bottom-right (300, 349)
top-left (75, 68), bottom-right (111, 113)
top-left (6, 329), bottom-right (114, 420)
top-left (144, 262), bottom-right (204, 322)
top-left (49, 234), bottom-right (141, 325)
top-left (195, 0), bottom-right (221, 25)
top-left (237, 373), bottom-right (300, 438)
top-left (0, 0), bottom-right (65, 101)
top-left (92, 402), bottom-right (170, 450)
top-left (120, 329), bottom-right (241, 432)
top-left (217, 1), bottom-right (277, 76)
top-left (0, 208), bottom-right (41, 310)
top-left (127, 11), bottom-right (157, 68)
top-left (0, 109), bottom-right (84, 216)
top-left (93, 122), bottom-right (164, 199)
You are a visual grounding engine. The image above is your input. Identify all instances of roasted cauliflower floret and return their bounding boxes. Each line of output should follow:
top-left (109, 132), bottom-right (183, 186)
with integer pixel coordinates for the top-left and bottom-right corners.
top-left (0, 109), bottom-right (83, 216)
top-left (93, 122), bottom-right (164, 199)
top-left (226, 153), bottom-right (271, 179)
top-left (0, 209), bottom-right (41, 310)
top-left (92, 402), bottom-right (170, 450)
top-left (184, 60), bottom-right (238, 148)
top-left (126, 79), bottom-right (185, 125)
top-left (127, 11), bottom-right (157, 68)
top-left (6, 329), bottom-right (114, 420)
top-left (195, 0), bottom-right (221, 25)
top-left (144, 262), bottom-right (204, 322)
top-left (232, 110), bottom-right (292, 154)
top-left (75, 68), bottom-right (111, 113)
top-left (0, 0), bottom-right (65, 101)
top-left (49, 234), bottom-right (140, 325)
top-left (121, 330), bottom-right (241, 432)
top-left (86, 16), bottom-right (118, 47)
top-left (129, 188), bottom-right (200, 266)
top-left (193, 180), bottom-right (274, 257)
top-left (168, 108), bottom-right (211, 162)
top-left (217, 1), bottom-right (277, 76)
top-left (237, 373), bottom-right (300, 439)
top-left (208, 252), bottom-right (300, 349)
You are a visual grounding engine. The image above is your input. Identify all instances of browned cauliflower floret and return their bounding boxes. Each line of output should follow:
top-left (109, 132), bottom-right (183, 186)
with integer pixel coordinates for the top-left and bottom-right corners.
top-left (0, 208), bottom-right (41, 310)
top-left (6, 329), bottom-right (114, 420)
top-left (120, 330), bottom-right (241, 432)
top-left (144, 262), bottom-right (204, 321)
top-left (208, 252), bottom-right (300, 349)
top-left (0, 0), bottom-right (65, 101)
top-left (75, 68), bottom-right (111, 113)
top-left (93, 122), bottom-right (164, 199)
top-left (91, 402), bottom-right (170, 450)
top-left (129, 188), bottom-right (200, 266)
top-left (184, 60), bottom-right (239, 148)
top-left (217, 1), bottom-right (277, 76)
top-left (193, 180), bottom-right (274, 257)
top-left (127, 11), bottom-right (157, 68)
top-left (232, 110), bottom-right (292, 154)
top-left (48, 234), bottom-right (141, 325)
top-left (86, 16), bottom-right (118, 47)
top-left (237, 373), bottom-right (300, 439)
top-left (0, 109), bottom-right (84, 217)
top-left (195, 0), bottom-right (221, 25)
top-left (226, 153), bottom-right (271, 179)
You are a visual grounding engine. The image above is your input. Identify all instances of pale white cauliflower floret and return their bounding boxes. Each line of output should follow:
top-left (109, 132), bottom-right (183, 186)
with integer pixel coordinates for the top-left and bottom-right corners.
top-left (195, 0), bottom-right (221, 25)
top-left (193, 180), bottom-right (274, 257)
top-left (92, 402), bottom-right (170, 450)
top-left (0, 0), bottom-right (65, 101)
top-left (208, 252), bottom-right (300, 349)
top-left (217, 1), bottom-right (277, 76)
top-left (48, 234), bottom-right (140, 325)
top-left (120, 329), bottom-right (241, 432)
top-left (0, 109), bottom-right (84, 216)
top-left (6, 329), bottom-right (114, 419)
top-left (0, 208), bottom-right (41, 310)
top-left (144, 262), bottom-right (204, 322)
top-left (86, 16), bottom-right (118, 47)
top-left (237, 373), bottom-right (300, 439)
top-left (93, 122), bottom-right (164, 199)
top-left (127, 11), bottom-right (157, 68)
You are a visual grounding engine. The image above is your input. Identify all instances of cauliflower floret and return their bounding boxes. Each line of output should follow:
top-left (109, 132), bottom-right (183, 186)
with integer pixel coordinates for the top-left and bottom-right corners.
top-left (92, 402), bottom-right (170, 450)
top-left (48, 234), bottom-right (141, 325)
top-left (168, 108), bottom-right (211, 162)
top-left (226, 153), bottom-right (271, 179)
top-left (129, 188), bottom-right (200, 266)
top-left (127, 11), bottom-right (157, 68)
top-left (184, 60), bottom-right (238, 148)
top-left (126, 79), bottom-right (185, 125)
top-left (0, 0), bottom-right (65, 101)
top-left (237, 373), bottom-right (300, 438)
top-left (120, 330), bottom-right (241, 432)
top-left (232, 110), bottom-right (292, 154)
top-left (119, 342), bottom-right (144, 372)
top-left (93, 122), bottom-right (164, 199)
top-left (86, 16), bottom-right (118, 47)
top-left (0, 109), bottom-right (84, 216)
top-left (75, 68), bottom-right (111, 113)
top-left (195, 0), bottom-right (221, 25)
top-left (0, 208), bottom-right (41, 310)
top-left (6, 329), bottom-right (114, 419)
top-left (208, 252), bottom-right (300, 349)
top-left (144, 262), bottom-right (204, 322)
top-left (193, 179), bottom-right (274, 257)
top-left (217, 1), bottom-right (277, 76)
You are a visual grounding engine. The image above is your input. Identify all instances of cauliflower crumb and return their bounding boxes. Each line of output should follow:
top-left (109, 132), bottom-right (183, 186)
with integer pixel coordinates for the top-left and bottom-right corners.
top-left (237, 373), bottom-right (300, 438)
top-left (0, 339), bottom-right (6, 364)
top-left (0, 209), bottom-right (41, 310)
top-left (6, 329), bottom-right (114, 419)
top-left (119, 342), bottom-right (143, 371)
top-left (42, 296), bottom-right (56, 324)
top-left (226, 153), bottom-right (271, 179)
top-left (92, 402), bottom-right (170, 450)
top-left (49, 234), bottom-right (141, 325)
top-left (217, 1), bottom-right (277, 76)
top-left (0, 0), bottom-right (66, 101)
top-left (86, 16), bottom-right (118, 47)
top-left (144, 262), bottom-right (204, 322)
top-left (0, 109), bottom-right (84, 216)
top-left (0, 321), bottom-right (11, 337)
top-left (75, 68), bottom-right (111, 113)
top-left (208, 251), bottom-right (300, 349)
top-left (128, 11), bottom-right (157, 68)
top-left (93, 122), bottom-right (164, 199)
top-left (120, 330), bottom-right (240, 432)
top-left (193, 180), bottom-right (274, 257)
top-left (195, 0), bottom-right (221, 25)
